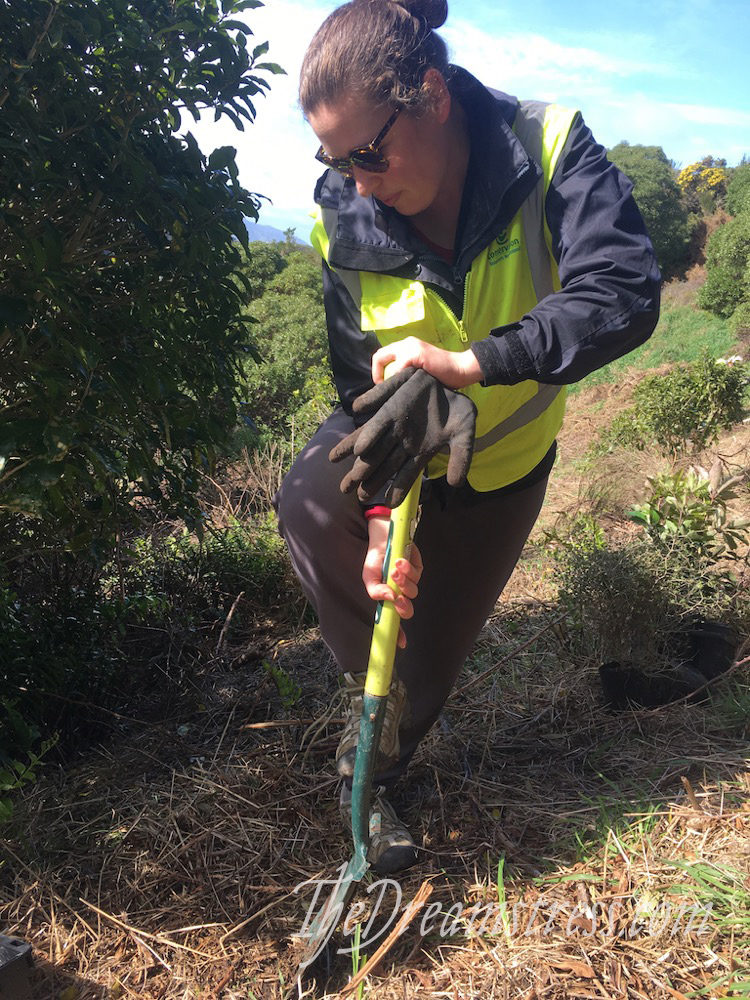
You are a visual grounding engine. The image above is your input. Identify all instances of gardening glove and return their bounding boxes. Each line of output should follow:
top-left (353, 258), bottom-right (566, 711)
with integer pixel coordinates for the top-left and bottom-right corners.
top-left (329, 367), bottom-right (477, 506)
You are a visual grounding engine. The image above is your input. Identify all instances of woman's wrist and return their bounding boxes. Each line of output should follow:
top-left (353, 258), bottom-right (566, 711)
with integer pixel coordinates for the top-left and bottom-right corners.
top-left (364, 505), bottom-right (391, 520)
top-left (457, 348), bottom-right (484, 387)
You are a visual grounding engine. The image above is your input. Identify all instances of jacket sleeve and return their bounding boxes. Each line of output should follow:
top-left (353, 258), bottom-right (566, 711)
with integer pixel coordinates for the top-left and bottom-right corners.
top-left (470, 113), bottom-right (661, 386)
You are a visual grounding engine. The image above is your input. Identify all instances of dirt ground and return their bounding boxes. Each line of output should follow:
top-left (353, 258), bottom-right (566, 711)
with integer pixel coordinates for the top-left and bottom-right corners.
top-left (2, 349), bottom-right (750, 1000)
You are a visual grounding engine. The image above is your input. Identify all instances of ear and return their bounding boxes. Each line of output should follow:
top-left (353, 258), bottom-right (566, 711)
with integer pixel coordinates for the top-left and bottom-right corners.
top-left (421, 67), bottom-right (451, 123)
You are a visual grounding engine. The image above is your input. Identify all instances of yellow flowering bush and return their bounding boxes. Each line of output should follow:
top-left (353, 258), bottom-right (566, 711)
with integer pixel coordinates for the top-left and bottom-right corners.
top-left (677, 157), bottom-right (728, 213)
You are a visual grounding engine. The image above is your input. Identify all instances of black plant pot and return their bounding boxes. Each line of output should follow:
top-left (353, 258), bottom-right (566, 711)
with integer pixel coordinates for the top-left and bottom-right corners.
top-left (599, 620), bottom-right (739, 711)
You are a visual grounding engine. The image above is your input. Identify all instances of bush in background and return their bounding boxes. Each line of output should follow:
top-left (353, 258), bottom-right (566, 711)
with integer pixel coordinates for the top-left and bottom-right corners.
top-left (628, 467), bottom-right (749, 563)
top-left (726, 161), bottom-right (750, 217)
top-left (0, 0), bottom-right (281, 546)
top-left (607, 142), bottom-right (691, 276)
top-left (597, 355), bottom-right (747, 455)
top-left (0, 509), bottom-right (303, 760)
top-left (0, 0), bottom-right (284, 769)
top-left (552, 476), bottom-right (749, 668)
top-left (697, 212), bottom-right (750, 322)
top-left (237, 244), bottom-right (336, 449)
top-left (677, 157), bottom-right (729, 215)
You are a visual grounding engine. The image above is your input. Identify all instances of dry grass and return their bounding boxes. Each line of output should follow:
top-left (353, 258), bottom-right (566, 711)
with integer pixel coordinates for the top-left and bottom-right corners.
top-left (2, 618), bottom-right (748, 999)
top-left (2, 379), bottom-right (750, 1000)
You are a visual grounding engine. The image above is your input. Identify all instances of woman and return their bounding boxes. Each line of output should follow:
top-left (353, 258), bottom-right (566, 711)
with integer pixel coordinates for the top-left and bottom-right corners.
top-left (274, 0), bottom-right (660, 874)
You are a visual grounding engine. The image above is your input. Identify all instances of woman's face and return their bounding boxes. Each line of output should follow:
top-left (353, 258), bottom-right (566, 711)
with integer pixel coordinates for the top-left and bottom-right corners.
top-left (308, 86), bottom-right (454, 219)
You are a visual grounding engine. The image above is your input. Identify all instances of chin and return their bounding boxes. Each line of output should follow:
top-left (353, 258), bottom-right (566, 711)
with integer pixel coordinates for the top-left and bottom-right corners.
top-left (376, 192), bottom-right (400, 210)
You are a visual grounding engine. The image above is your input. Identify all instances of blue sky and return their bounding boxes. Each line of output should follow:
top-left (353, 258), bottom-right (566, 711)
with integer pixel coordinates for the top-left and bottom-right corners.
top-left (190, 0), bottom-right (750, 237)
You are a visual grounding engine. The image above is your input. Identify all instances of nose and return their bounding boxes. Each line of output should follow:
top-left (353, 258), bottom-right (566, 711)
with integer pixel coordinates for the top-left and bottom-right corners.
top-left (352, 166), bottom-right (379, 199)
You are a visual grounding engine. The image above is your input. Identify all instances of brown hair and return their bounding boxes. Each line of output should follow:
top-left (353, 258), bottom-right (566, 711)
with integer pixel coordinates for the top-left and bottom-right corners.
top-left (299, 0), bottom-right (450, 116)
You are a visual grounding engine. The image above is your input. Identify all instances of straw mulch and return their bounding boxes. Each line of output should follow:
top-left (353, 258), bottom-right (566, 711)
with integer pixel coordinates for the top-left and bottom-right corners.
top-left (2, 605), bottom-right (749, 1000)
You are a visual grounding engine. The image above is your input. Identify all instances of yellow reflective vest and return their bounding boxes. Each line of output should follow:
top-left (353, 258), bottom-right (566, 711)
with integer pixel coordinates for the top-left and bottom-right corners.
top-left (311, 101), bottom-right (580, 492)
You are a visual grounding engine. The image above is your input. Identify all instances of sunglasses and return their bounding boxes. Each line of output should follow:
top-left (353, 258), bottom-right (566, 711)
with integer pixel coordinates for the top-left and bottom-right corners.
top-left (315, 107), bottom-right (402, 178)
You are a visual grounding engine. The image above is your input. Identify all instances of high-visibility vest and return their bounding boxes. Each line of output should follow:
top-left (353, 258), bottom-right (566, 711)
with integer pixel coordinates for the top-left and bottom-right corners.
top-left (311, 101), bottom-right (579, 491)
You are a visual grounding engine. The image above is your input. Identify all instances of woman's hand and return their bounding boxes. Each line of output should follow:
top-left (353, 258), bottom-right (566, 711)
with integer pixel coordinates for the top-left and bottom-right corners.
top-left (372, 336), bottom-right (483, 389)
top-left (363, 515), bottom-right (423, 649)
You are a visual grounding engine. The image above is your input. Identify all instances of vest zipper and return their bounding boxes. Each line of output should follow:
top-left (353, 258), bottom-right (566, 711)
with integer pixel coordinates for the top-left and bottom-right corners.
top-left (457, 268), bottom-right (472, 343)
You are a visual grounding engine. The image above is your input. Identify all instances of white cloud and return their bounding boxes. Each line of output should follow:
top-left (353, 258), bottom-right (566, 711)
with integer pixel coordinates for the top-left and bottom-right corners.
top-left (444, 19), bottom-right (749, 165)
top-left (443, 21), bottom-right (665, 88)
top-left (666, 103), bottom-right (750, 129)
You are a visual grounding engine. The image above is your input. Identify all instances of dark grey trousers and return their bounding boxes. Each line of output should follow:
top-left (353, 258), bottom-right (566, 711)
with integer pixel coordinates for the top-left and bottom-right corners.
top-left (273, 407), bottom-right (548, 780)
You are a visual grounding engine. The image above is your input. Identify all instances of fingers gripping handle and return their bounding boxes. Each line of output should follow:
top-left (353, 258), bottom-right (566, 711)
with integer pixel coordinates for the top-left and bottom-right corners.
top-left (364, 480), bottom-right (421, 697)
top-left (364, 362), bottom-right (422, 698)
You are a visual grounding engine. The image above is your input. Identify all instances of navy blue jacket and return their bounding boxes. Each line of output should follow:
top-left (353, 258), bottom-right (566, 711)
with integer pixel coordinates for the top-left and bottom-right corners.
top-left (314, 67), bottom-right (661, 418)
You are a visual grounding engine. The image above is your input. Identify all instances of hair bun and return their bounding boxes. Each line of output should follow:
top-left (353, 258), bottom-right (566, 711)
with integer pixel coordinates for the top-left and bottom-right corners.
top-left (391, 0), bottom-right (448, 30)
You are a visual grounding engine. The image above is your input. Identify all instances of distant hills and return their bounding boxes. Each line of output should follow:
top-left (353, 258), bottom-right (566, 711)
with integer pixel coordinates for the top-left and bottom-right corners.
top-left (244, 220), bottom-right (310, 245)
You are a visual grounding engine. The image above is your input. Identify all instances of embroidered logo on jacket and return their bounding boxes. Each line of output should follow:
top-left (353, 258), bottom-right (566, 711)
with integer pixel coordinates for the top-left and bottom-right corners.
top-left (488, 230), bottom-right (521, 265)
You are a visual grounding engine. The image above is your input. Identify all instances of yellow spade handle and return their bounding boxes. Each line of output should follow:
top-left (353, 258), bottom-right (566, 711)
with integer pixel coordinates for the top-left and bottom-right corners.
top-left (363, 362), bottom-right (422, 698)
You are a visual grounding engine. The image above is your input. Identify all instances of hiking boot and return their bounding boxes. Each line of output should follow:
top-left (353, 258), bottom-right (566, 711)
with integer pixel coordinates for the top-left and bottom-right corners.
top-left (335, 671), bottom-right (408, 779)
top-left (339, 783), bottom-right (418, 874)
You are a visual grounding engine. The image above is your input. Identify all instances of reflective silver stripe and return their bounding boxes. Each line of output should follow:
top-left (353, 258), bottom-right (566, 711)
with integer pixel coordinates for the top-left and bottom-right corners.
top-left (473, 383), bottom-right (562, 452)
top-left (514, 100), bottom-right (555, 302)
top-left (322, 205), bottom-right (363, 309)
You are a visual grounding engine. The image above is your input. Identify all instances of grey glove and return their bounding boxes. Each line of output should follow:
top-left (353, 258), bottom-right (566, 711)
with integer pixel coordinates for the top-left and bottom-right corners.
top-left (329, 367), bottom-right (477, 506)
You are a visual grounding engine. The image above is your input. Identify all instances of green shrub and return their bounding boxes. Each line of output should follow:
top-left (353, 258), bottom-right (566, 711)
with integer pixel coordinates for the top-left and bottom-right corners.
top-left (628, 467), bottom-right (749, 561)
top-left (0, 565), bottom-right (134, 752)
top-left (607, 142), bottom-right (691, 275)
top-left (0, 699), bottom-right (55, 824)
top-left (698, 213), bottom-right (750, 319)
top-left (262, 660), bottom-right (302, 710)
top-left (107, 514), bottom-right (300, 625)
top-left (185, 514), bottom-right (295, 611)
top-left (0, 512), bottom-right (303, 753)
top-left (597, 355), bottom-right (747, 455)
top-left (551, 500), bottom-right (746, 667)
top-left (240, 248), bottom-right (335, 446)
top-left (730, 300), bottom-right (750, 334)
top-left (726, 162), bottom-right (750, 217)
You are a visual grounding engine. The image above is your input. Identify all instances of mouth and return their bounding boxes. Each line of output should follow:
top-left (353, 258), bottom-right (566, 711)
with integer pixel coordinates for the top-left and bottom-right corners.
top-left (377, 192), bottom-right (400, 208)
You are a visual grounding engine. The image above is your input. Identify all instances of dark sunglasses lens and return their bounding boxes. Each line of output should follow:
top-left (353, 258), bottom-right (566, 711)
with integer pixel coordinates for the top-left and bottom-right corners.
top-left (350, 151), bottom-right (389, 173)
top-left (316, 151), bottom-right (351, 176)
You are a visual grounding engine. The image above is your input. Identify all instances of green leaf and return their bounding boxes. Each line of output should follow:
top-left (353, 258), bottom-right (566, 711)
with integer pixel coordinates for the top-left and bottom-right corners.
top-left (0, 295), bottom-right (29, 327)
top-left (156, 20), bottom-right (197, 36)
top-left (221, 19), bottom-right (251, 32)
top-left (48, 20), bottom-right (64, 48)
top-left (208, 145), bottom-right (237, 171)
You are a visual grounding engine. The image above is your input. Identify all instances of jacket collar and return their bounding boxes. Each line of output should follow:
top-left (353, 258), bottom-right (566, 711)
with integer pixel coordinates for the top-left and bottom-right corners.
top-left (314, 66), bottom-right (542, 279)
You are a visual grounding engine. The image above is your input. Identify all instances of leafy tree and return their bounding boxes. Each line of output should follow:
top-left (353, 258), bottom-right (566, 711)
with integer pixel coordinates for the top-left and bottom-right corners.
top-left (677, 156), bottom-right (728, 214)
top-left (239, 247), bottom-right (334, 442)
top-left (240, 240), bottom-right (290, 299)
top-left (0, 0), bottom-right (282, 548)
top-left (697, 212), bottom-right (750, 320)
top-left (608, 142), bottom-right (691, 275)
top-left (726, 161), bottom-right (750, 217)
